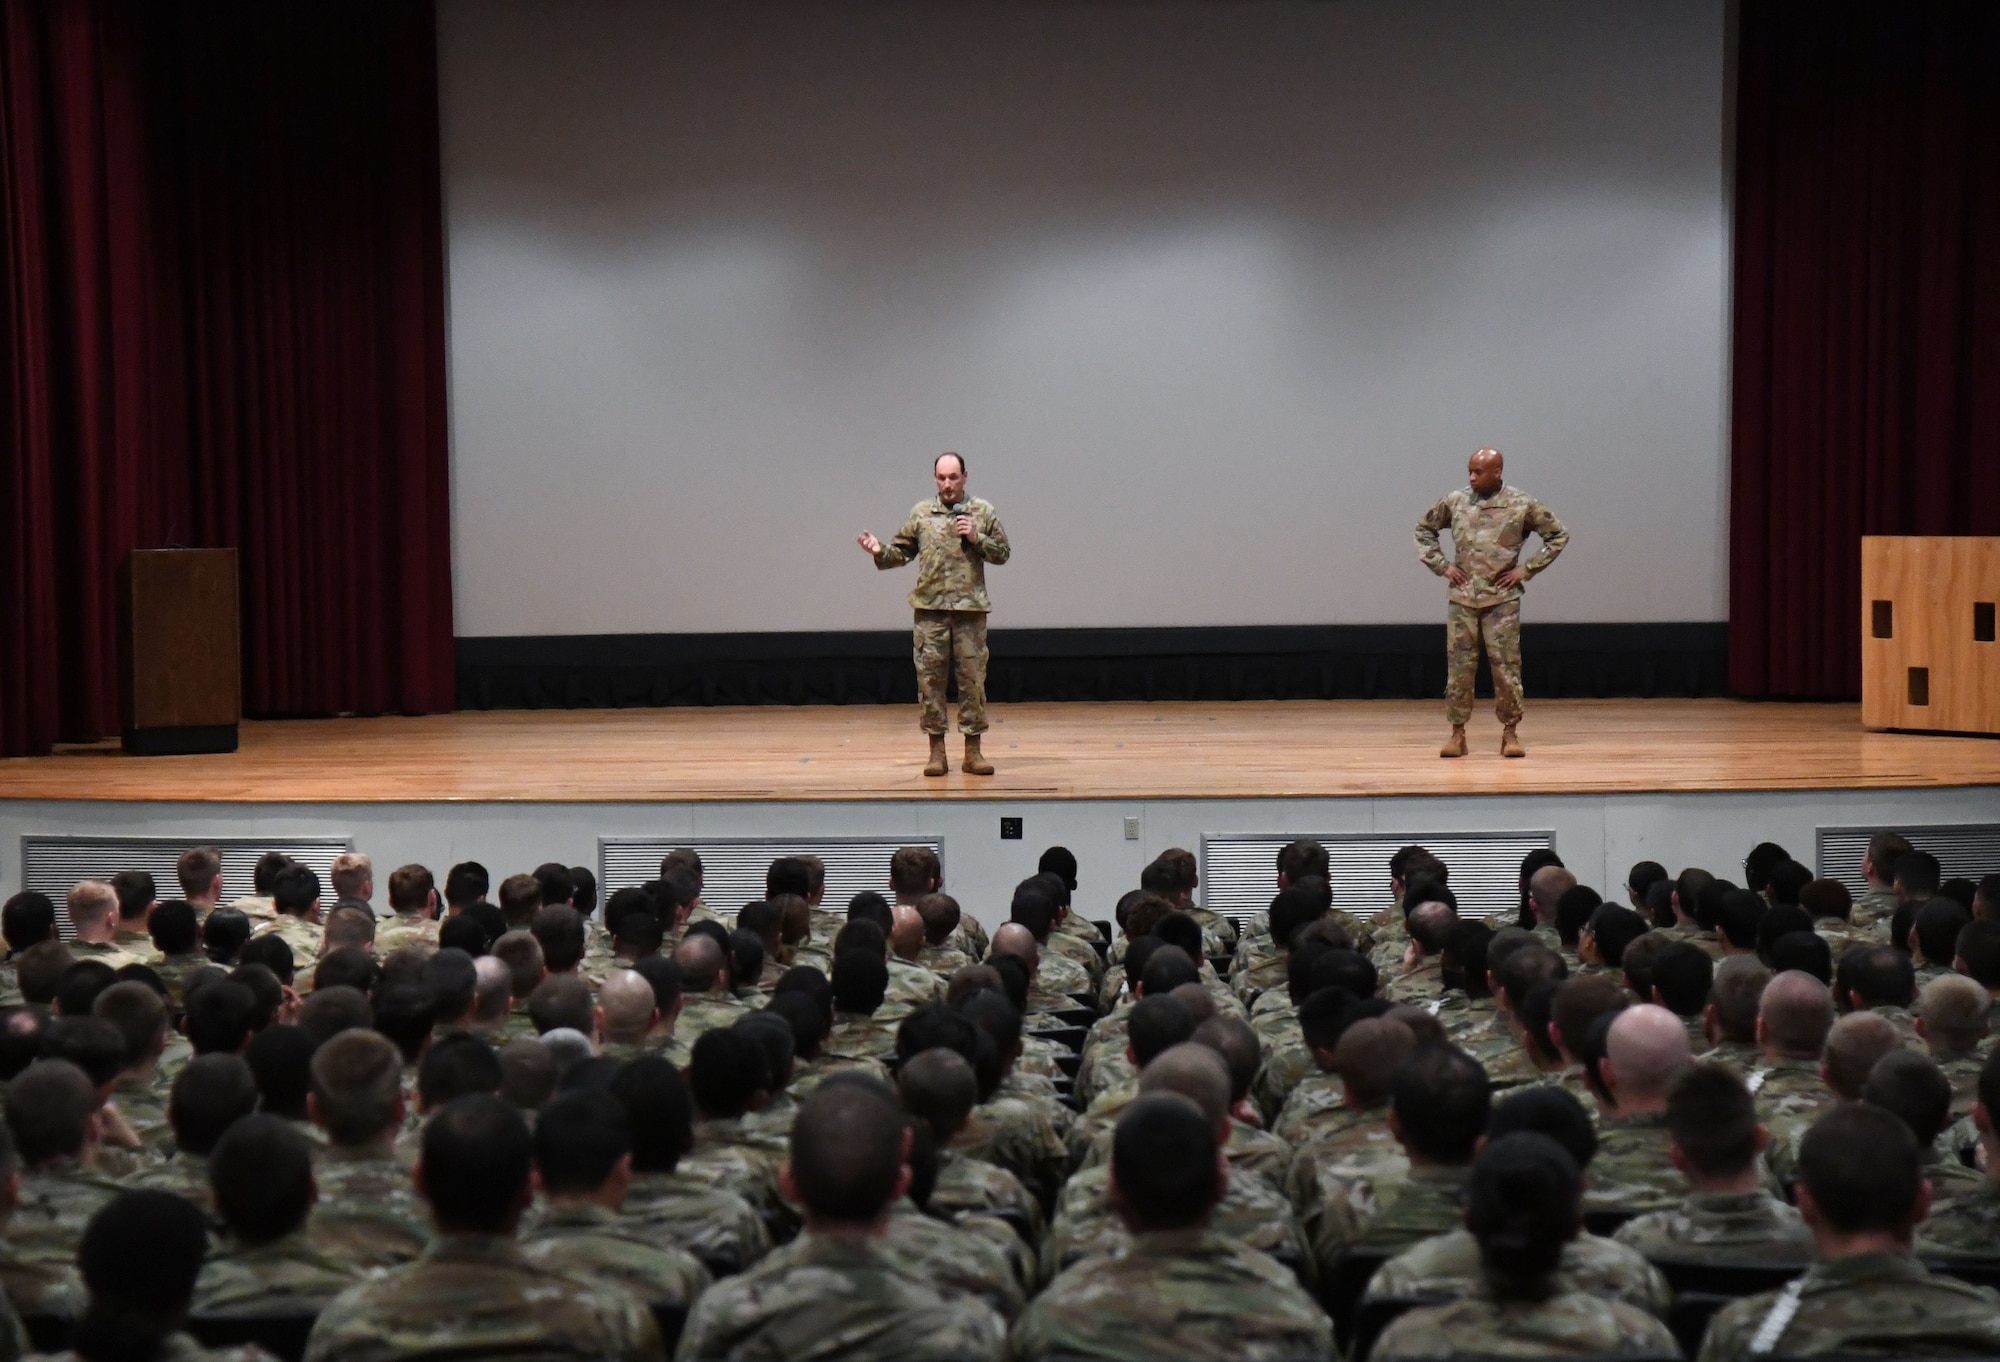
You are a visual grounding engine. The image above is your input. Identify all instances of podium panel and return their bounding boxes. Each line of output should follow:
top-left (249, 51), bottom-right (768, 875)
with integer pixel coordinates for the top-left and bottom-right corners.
top-left (118, 549), bottom-right (241, 755)
top-left (1861, 536), bottom-right (2000, 735)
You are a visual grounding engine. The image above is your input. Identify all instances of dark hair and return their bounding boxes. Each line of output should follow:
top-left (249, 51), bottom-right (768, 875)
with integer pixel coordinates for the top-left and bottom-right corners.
top-left (146, 900), bottom-right (198, 956)
top-left (437, 915), bottom-right (491, 959)
top-left (1628, 860), bottom-right (1669, 903)
top-left (1915, 897), bottom-right (1974, 964)
top-left (530, 906), bottom-right (587, 974)
top-left (167, 1053), bottom-right (259, 1155)
top-left (421, 949), bottom-right (480, 1024)
top-left (1893, 851), bottom-right (1942, 900)
top-left (1278, 839), bottom-right (1332, 886)
top-left (1743, 842), bottom-right (1791, 894)
top-left (533, 863), bottom-right (575, 909)
top-left (1128, 994), bottom-right (1197, 1068)
top-left (535, 1089), bottom-right (632, 1196)
top-left (208, 1114), bottom-right (315, 1245)
top-left (372, 983), bottom-right (439, 1062)
top-left (1862, 1049), bottom-right (1954, 1147)
top-left (1715, 889), bottom-right (1765, 950)
top-left (1649, 942), bottom-right (1715, 1016)
top-left (632, 955), bottom-right (685, 1017)
top-left (1767, 859), bottom-right (1812, 907)
top-left (56, 961), bottom-right (118, 1021)
top-left (1037, 846), bottom-right (1079, 891)
top-left (243, 1025), bottom-right (317, 1121)
top-left (787, 1081), bottom-right (905, 1222)
top-left (1008, 880), bottom-right (1058, 941)
top-left (1836, 944), bottom-right (1916, 1010)
top-left (1666, 1063), bottom-right (1759, 1178)
top-left (609, 1057), bottom-right (695, 1174)
top-left (831, 951), bottom-right (888, 1015)
top-left (766, 989), bottom-right (828, 1060)
top-left (44, 1016), bottom-right (127, 1088)
top-left (1755, 905), bottom-right (1815, 962)
top-left (766, 857), bottom-right (813, 900)
top-left (271, 864), bottom-right (321, 917)
top-left (729, 930), bottom-right (766, 991)
top-left (201, 907), bottom-right (251, 965)
top-left (1583, 906), bottom-right (1647, 966)
top-left (1516, 849), bottom-right (1565, 930)
top-left (1391, 1044), bottom-right (1491, 1162)
top-left (1957, 919), bottom-right (2000, 987)
top-left (418, 1033), bottom-right (503, 1111)
top-left (733, 1013), bottom-right (795, 1091)
top-left (444, 862), bottom-right (488, 907)
top-left (1466, 1132), bottom-right (1582, 1298)
top-left (688, 1029), bottom-right (768, 1118)
top-left (1486, 1086), bottom-right (1598, 1170)
top-left (1112, 1094), bottom-right (1218, 1231)
top-left (1140, 946), bottom-right (1200, 998)
top-left (1770, 931), bottom-right (1833, 985)
top-left (1553, 886), bottom-right (1602, 947)
top-left (1, 892), bottom-right (56, 952)
top-left (1798, 1102), bottom-right (1921, 1234)
top-left (74, 1191), bottom-right (212, 1362)
top-left (420, 1095), bottom-right (533, 1234)
top-left (185, 980), bottom-right (257, 1055)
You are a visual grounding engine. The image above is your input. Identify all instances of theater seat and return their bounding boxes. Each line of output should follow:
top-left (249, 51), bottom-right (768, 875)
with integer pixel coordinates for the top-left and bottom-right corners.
top-left (187, 1312), bottom-right (318, 1362)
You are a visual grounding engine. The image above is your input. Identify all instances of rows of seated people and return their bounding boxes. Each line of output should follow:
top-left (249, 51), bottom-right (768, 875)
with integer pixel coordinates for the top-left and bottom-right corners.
top-left (0, 835), bottom-right (1996, 1362)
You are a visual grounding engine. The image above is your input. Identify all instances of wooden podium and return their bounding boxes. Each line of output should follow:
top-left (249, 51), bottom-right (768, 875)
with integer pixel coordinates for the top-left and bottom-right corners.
top-left (1861, 536), bottom-right (2000, 735)
top-left (118, 549), bottom-right (240, 755)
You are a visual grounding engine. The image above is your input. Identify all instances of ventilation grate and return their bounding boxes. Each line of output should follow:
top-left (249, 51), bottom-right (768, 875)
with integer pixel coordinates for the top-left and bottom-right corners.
top-left (1816, 824), bottom-right (2000, 898)
top-left (1201, 831), bottom-right (1556, 924)
top-left (20, 835), bottom-right (354, 939)
top-left (598, 838), bottom-right (944, 913)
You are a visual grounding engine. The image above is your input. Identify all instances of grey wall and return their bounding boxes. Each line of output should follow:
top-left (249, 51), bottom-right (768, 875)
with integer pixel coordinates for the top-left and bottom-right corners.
top-left (439, 0), bottom-right (1731, 637)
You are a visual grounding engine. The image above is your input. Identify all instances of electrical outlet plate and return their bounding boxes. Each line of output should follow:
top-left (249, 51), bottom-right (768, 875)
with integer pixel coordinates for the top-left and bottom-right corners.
top-left (1123, 816), bottom-right (1140, 839)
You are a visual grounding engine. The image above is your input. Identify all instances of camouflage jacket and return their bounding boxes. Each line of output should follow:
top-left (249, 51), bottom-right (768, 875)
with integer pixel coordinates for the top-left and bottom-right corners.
top-left (958, 1096), bottom-right (1069, 1207)
top-left (1414, 483), bottom-right (1569, 609)
top-left (9, 1163), bottom-right (120, 1282)
top-left (192, 1230), bottom-right (369, 1316)
top-left (152, 951), bottom-right (210, 1006)
top-left (36, 1336), bottom-right (274, 1362)
top-left (1701, 1040), bottom-right (1763, 1079)
top-left (373, 912), bottom-right (440, 956)
top-left (1251, 1043), bottom-right (1316, 1127)
top-left (881, 1200), bottom-right (1025, 1320)
top-left (682, 1118), bottom-right (797, 1241)
top-left (303, 1233), bottom-right (662, 1362)
top-left (1285, 1107), bottom-right (1409, 1246)
top-left (1917, 1177), bottom-right (2000, 1260)
top-left (915, 943), bottom-right (972, 976)
top-left (824, 1013), bottom-right (899, 1063)
top-left (677, 1228), bottom-right (1007, 1362)
top-left (872, 496), bottom-right (1011, 614)
top-left (1381, 958), bottom-right (1445, 1006)
top-left (1586, 1112), bottom-right (1685, 1216)
top-left (306, 1144), bottom-right (433, 1272)
top-left (127, 1149), bottom-right (219, 1221)
top-left (1049, 1165), bottom-right (1314, 1291)
top-left (1366, 1228), bottom-right (1671, 1317)
top-left (523, 1202), bottom-right (712, 1306)
top-left (67, 939), bottom-right (148, 971)
top-left (1612, 1190), bottom-right (1814, 1265)
top-left (1697, 1251), bottom-right (2000, 1362)
top-left (1939, 1048), bottom-right (1985, 1117)
top-left (0, 1233), bottom-right (86, 1318)
top-left (1374, 1287), bottom-right (1677, 1361)
top-left (1851, 884), bottom-right (1900, 930)
top-left (1014, 1228), bottom-right (1332, 1362)
top-left (1074, 1117), bottom-right (1290, 1196)
top-left (1334, 1164), bottom-right (1469, 1261)
top-left (1748, 1057), bottom-right (1836, 1185)
top-left (620, 1169), bottom-right (772, 1276)
top-left (1044, 930), bottom-right (1104, 988)
top-left (253, 912), bottom-right (323, 967)
top-left (1033, 950), bottom-right (1094, 1003)
top-left (930, 1150), bottom-right (1044, 1244)
top-left (678, 992), bottom-right (758, 1045)
top-left (1273, 1074), bottom-right (1353, 1148)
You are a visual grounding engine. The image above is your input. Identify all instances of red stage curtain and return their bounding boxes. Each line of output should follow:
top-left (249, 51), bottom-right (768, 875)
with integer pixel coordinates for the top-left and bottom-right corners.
top-left (0, 0), bottom-right (450, 757)
top-left (1730, 0), bottom-right (2000, 699)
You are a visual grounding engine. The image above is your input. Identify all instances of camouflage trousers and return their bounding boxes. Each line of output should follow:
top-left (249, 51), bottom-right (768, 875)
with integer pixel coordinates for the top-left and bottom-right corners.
top-left (913, 608), bottom-right (989, 734)
top-left (1445, 599), bottom-right (1523, 726)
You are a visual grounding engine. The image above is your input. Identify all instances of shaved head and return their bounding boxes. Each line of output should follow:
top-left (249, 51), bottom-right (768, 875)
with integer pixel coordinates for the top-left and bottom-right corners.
top-left (1529, 866), bottom-right (1577, 918)
top-left (991, 923), bottom-right (1038, 965)
top-left (1137, 1043), bottom-right (1232, 1132)
top-left (672, 934), bottom-right (725, 992)
top-left (472, 956), bottom-right (512, 1024)
top-left (1166, 982), bottom-right (1217, 1027)
top-left (1824, 1012), bottom-right (1902, 1101)
top-left (888, 906), bottom-right (925, 961)
top-left (1760, 969), bottom-right (1836, 1058)
top-left (1605, 1004), bottom-right (1694, 1104)
top-left (1468, 447), bottom-right (1505, 496)
top-left (597, 970), bottom-right (658, 1045)
top-left (1191, 1016), bottom-right (1261, 1105)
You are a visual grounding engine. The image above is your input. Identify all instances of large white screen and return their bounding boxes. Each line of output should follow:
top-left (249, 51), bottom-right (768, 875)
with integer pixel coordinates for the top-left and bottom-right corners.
top-left (440, 0), bottom-right (1729, 636)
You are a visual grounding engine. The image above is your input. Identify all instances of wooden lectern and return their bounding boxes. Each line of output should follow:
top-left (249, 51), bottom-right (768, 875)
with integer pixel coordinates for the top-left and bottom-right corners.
top-left (1861, 536), bottom-right (2000, 735)
top-left (118, 548), bottom-right (241, 755)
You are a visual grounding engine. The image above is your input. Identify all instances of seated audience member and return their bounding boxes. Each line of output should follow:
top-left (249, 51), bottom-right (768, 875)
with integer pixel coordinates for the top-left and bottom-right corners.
top-left (1369, 1086), bottom-right (1670, 1314)
top-left (1911, 897), bottom-right (1974, 984)
top-left (523, 1089), bottom-right (711, 1307)
top-left (678, 1081), bottom-right (1008, 1362)
top-left (1821, 1012), bottom-right (1903, 1104)
top-left (609, 1057), bottom-right (770, 1275)
top-left (68, 1191), bottom-right (241, 1362)
top-left (192, 1114), bottom-right (364, 1315)
top-left (1917, 973), bottom-right (1991, 1114)
top-left (898, 1048), bottom-right (1043, 1242)
top-left (144, 900), bottom-right (206, 1004)
top-left (871, 1098), bottom-right (1026, 1319)
top-left (497, 1039), bottom-right (558, 1114)
top-left (1751, 969), bottom-right (1839, 1181)
top-left (679, 1030), bottom-right (794, 1238)
top-left (1861, 1050), bottom-right (1979, 1207)
top-left (129, 1053), bottom-right (258, 1209)
top-left (1015, 1093), bottom-right (1331, 1362)
top-left (1700, 1104), bottom-right (2000, 1362)
top-left (1371, 1133), bottom-right (1679, 1360)
top-left (306, 1095), bottom-right (663, 1362)
top-left (435, 914), bottom-right (488, 961)
top-left (1920, 1046), bottom-right (2000, 1259)
top-left (376, 865), bottom-right (442, 955)
top-left (1835, 943), bottom-right (1917, 1021)
top-left (0, 1060), bottom-right (119, 1314)
top-left (304, 1030), bottom-right (431, 1272)
top-left (1614, 1063), bottom-right (1813, 1264)
top-left (1586, 1004), bottom-right (1695, 1216)
top-left (673, 930), bottom-right (752, 1041)
top-left (824, 952), bottom-right (896, 1061)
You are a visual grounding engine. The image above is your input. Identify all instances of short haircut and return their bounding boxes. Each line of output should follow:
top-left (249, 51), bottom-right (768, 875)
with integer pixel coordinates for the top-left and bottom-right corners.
top-left (91, 981), bottom-right (168, 1069)
top-left (831, 951), bottom-right (888, 1015)
top-left (1191, 1014), bottom-right (1261, 1104)
top-left (1915, 897), bottom-right (1974, 964)
top-left (185, 980), bottom-right (257, 1054)
top-left (67, 880), bottom-right (118, 934)
top-left (525, 975), bottom-right (592, 1038)
top-left (497, 873), bottom-right (542, 925)
top-left (177, 846), bottom-right (223, 900)
top-left (56, 960), bottom-right (117, 1019)
top-left (1866, 832), bottom-right (1916, 883)
top-left (1770, 931), bottom-right (1833, 985)
top-left (1128, 994), bottom-right (1197, 1068)
top-left (1332, 1017), bottom-right (1415, 1104)
top-left (530, 905), bottom-right (587, 974)
top-left (1467, 1132), bottom-right (1582, 1293)
top-left (498, 1038), bottom-right (558, 1112)
top-left (309, 1029), bottom-right (405, 1145)
top-left (385, 864), bottom-right (432, 914)
top-left (1957, 919), bottom-right (2000, 987)
top-left (1666, 1063), bottom-right (1759, 1177)
top-left (296, 985), bottom-right (372, 1045)
top-left (915, 892), bottom-right (961, 946)
top-left (535, 1089), bottom-right (632, 1196)
top-left (1554, 886), bottom-right (1602, 946)
top-left (147, 900), bottom-right (198, 955)
top-left (688, 1029), bottom-right (768, 1118)
top-left (238, 935), bottom-right (295, 988)
top-left (889, 846), bottom-right (942, 896)
top-left (1714, 889), bottom-right (1765, 950)
top-left (1391, 1044), bottom-right (1491, 1163)
top-left (1486, 1085), bottom-right (1599, 1171)
top-left (5, 1060), bottom-right (100, 1165)
top-left (1823, 1012), bottom-right (1903, 1100)
top-left (898, 1047), bottom-right (978, 1145)
top-left (323, 908), bottom-right (377, 955)
top-left (789, 1080), bottom-right (907, 1222)
top-left (1755, 905), bottom-right (1815, 960)
top-left (421, 948), bottom-right (479, 1024)
top-left (444, 861), bottom-right (488, 907)
top-left (244, 1025), bottom-right (317, 1119)
top-left (1863, 1049), bottom-right (1954, 1147)
top-left (493, 930), bottom-right (545, 999)
top-left (1, 893), bottom-right (56, 953)
top-left (1650, 942), bottom-right (1715, 1016)
top-left (418, 1032), bottom-right (503, 1110)
top-left (1801, 878), bottom-right (1853, 922)
top-left (209, 1114), bottom-right (315, 1245)
top-left (1798, 1103), bottom-right (1921, 1233)
top-left (200, 907), bottom-right (251, 966)
top-left (1919, 973), bottom-right (1990, 1051)
top-left (45, 1016), bottom-right (125, 1088)
top-left (421, 1095), bottom-right (532, 1234)
top-left (1894, 850), bottom-right (1942, 899)
top-left (78, 1190), bottom-right (211, 1322)
top-left (673, 933), bottom-right (727, 993)
top-left (1584, 906), bottom-right (1648, 966)
top-left (1113, 1093), bottom-right (1219, 1232)
top-left (766, 858), bottom-right (813, 900)
top-left (1492, 942), bottom-right (1566, 1007)
top-left (1836, 944), bottom-right (1916, 1010)
top-left (1551, 976), bottom-right (1628, 1059)
top-left (1140, 945), bottom-right (1200, 997)
top-left (271, 864), bottom-right (320, 917)
top-left (1277, 839), bottom-right (1331, 885)
top-left (1759, 970), bottom-right (1835, 1056)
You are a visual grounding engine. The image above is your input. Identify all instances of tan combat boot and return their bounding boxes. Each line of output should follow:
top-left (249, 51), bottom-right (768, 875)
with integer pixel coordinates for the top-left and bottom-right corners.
top-left (962, 734), bottom-right (994, 776)
top-left (1500, 724), bottom-right (1525, 758)
top-left (1440, 726), bottom-right (1468, 758)
top-left (923, 734), bottom-right (949, 777)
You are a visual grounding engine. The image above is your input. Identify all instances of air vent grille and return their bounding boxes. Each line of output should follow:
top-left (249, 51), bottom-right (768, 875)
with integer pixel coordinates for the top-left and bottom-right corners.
top-left (1201, 831), bottom-right (1556, 924)
top-left (598, 838), bottom-right (943, 913)
top-left (20, 835), bottom-right (353, 938)
top-left (1816, 824), bottom-right (2000, 897)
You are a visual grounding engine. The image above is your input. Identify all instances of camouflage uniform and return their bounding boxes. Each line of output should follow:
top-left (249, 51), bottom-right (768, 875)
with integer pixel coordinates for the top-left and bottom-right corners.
top-left (916, 943), bottom-right (971, 977)
top-left (304, 1234), bottom-right (662, 1362)
top-left (674, 991), bottom-right (757, 1045)
top-left (36, 1338), bottom-right (271, 1362)
top-left (1373, 1287), bottom-right (1677, 1361)
top-left (192, 1231), bottom-right (368, 1316)
top-left (1048, 1165), bottom-right (1314, 1290)
top-left (523, 1203), bottom-right (712, 1306)
top-left (871, 495), bottom-right (1012, 736)
top-left (1939, 1048), bottom-right (1985, 1117)
top-left (1917, 1177), bottom-right (2000, 1260)
top-left (1319, 1163), bottom-right (1468, 1263)
top-left (824, 1012), bottom-right (900, 1064)
top-left (1033, 950), bottom-right (1094, 1003)
top-left (1701, 1039), bottom-right (1762, 1080)
top-left (1284, 1109), bottom-right (1410, 1269)
top-left (373, 912), bottom-right (440, 956)
top-left (1014, 1228), bottom-right (1331, 1362)
top-left (881, 1200), bottom-right (1026, 1320)
top-left (682, 1118), bottom-right (797, 1241)
top-left (931, 1148), bottom-right (1046, 1247)
top-left (1251, 1043), bottom-right (1317, 1127)
top-left (620, 1170), bottom-right (771, 1276)
top-left (1586, 1113), bottom-right (1685, 1216)
top-left (5, 1162), bottom-right (120, 1307)
top-left (151, 950), bottom-right (210, 1006)
top-left (1414, 482), bottom-right (1568, 727)
top-left (127, 1149), bottom-right (218, 1218)
top-left (677, 1228), bottom-right (1007, 1362)
top-left (883, 957), bottom-right (945, 1016)
top-left (1613, 1190), bottom-right (1814, 1264)
top-left (68, 939), bottom-right (147, 971)
top-left (1851, 884), bottom-right (1900, 931)
top-left (1697, 1252), bottom-right (2000, 1362)
top-left (1366, 1229), bottom-right (1671, 1317)
top-left (253, 912), bottom-right (323, 968)
top-left (958, 1095), bottom-right (1069, 1203)
top-left (1747, 1058), bottom-right (1836, 1186)
top-left (307, 1145), bottom-right (433, 1272)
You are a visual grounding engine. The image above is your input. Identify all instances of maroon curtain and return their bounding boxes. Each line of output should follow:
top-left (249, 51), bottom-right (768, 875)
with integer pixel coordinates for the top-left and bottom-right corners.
top-left (1730, 0), bottom-right (2000, 698)
top-left (0, 0), bottom-right (451, 757)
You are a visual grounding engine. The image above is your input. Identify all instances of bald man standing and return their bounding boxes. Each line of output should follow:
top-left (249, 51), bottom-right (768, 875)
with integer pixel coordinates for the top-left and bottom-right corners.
top-left (1415, 447), bottom-right (1568, 758)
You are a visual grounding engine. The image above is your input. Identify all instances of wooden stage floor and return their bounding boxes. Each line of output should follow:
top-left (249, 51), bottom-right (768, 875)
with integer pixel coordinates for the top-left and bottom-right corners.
top-left (2, 700), bottom-right (1996, 804)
